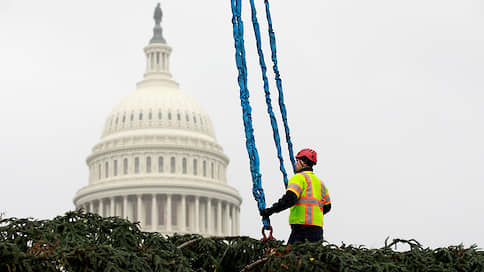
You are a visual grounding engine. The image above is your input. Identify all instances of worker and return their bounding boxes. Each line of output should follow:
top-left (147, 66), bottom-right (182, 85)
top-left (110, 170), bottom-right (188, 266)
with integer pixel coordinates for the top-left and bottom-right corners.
top-left (260, 148), bottom-right (331, 244)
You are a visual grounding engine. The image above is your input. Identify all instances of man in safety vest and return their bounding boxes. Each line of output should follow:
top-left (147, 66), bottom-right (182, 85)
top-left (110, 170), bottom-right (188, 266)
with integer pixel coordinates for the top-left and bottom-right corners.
top-left (260, 148), bottom-right (331, 244)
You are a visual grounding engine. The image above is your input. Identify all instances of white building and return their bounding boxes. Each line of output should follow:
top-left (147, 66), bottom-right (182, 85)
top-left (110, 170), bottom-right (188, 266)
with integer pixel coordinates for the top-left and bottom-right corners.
top-left (73, 4), bottom-right (242, 236)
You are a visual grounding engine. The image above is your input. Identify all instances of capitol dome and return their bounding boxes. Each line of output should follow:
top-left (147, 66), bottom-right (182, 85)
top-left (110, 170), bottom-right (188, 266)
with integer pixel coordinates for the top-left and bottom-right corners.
top-left (74, 4), bottom-right (242, 236)
top-left (102, 77), bottom-right (215, 139)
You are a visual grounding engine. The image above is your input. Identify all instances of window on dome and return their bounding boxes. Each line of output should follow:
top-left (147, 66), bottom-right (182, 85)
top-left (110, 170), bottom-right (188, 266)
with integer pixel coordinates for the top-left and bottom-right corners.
top-left (211, 162), bottom-right (214, 179)
top-left (123, 158), bottom-right (128, 175)
top-left (177, 113), bottom-right (181, 121)
top-left (168, 112), bottom-right (172, 120)
top-left (193, 116), bottom-right (197, 123)
top-left (170, 157), bottom-right (176, 173)
top-left (149, 112), bottom-right (152, 120)
top-left (158, 111), bottom-right (162, 120)
top-left (193, 159), bottom-right (198, 175)
top-left (156, 52), bottom-right (160, 64)
top-left (115, 117), bottom-right (119, 125)
top-left (98, 164), bottom-right (101, 180)
top-left (135, 157), bottom-right (140, 173)
top-left (158, 156), bottom-right (164, 172)
top-left (105, 162), bottom-right (109, 178)
top-left (203, 161), bottom-right (207, 177)
top-left (186, 114), bottom-right (189, 122)
top-left (130, 114), bottom-right (134, 121)
top-left (146, 156), bottom-right (152, 173)
top-left (122, 115), bottom-right (126, 123)
top-left (139, 113), bottom-right (143, 120)
top-left (113, 160), bottom-right (118, 176)
top-left (182, 158), bottom-right (187, 174)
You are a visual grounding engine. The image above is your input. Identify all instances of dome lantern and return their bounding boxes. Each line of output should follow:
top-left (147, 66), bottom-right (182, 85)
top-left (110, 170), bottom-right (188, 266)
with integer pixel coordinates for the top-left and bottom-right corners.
top-left (140, 2), bottom-right (175, 88)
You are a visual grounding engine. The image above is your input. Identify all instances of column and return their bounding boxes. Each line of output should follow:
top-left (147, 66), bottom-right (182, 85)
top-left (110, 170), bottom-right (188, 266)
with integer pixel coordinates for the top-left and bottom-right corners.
top-left (110, 197), bottom-right (115, 217)
top-left (166, 194), bottom-right (172, 232)
top-left (137, 195), bottom-right (143, 228)
top-left (207, 198), bottom-right (212, 235)
top-left (230, 205), bottom-right (235, 236)
top-left (99, 199), bottom-right (104, 217)
top-left (236, 207), bottom-right (240, 235)
top-left (217, 200), bottom-right (222, 236)
top-left (180, 195), bottom-right (186, 232)
top-left (123, 195), bottom-right (128, 219)
top-left (224, 203), bottom-right (230, 236)
top-left (152, 194), bottom-right (158, 231)
top-left (195, 196), bottom-right (200, 233)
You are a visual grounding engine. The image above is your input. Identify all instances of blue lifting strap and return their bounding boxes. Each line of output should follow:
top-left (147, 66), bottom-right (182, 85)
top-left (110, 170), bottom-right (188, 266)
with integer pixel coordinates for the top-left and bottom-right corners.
top-left (230, 0), bottom-right (295, 230)
top-left (262, 0), bottom-right (297, 174)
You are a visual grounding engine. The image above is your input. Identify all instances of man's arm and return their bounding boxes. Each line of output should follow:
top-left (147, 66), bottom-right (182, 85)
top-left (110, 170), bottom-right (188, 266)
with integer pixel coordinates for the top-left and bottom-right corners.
top-left (323, 203), bottom-right (331, 214)
top-left (260, 191), bottom-right (298, 217)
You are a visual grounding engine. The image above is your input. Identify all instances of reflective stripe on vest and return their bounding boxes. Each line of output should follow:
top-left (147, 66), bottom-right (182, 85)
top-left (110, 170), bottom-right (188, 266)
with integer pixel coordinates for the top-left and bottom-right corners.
top-left (298, 172), bottom-right (322, 225)
top-left (295, 197), bottom-right (325, 209)
top-left (287, 183), bottom-right (303, 197)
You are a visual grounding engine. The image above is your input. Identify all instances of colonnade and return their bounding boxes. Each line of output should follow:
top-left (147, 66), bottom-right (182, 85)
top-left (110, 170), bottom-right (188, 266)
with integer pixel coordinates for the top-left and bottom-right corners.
top-left (145, 44), bottom-right (170, 74)
top-left (81, 194), bottom-right (240, 236)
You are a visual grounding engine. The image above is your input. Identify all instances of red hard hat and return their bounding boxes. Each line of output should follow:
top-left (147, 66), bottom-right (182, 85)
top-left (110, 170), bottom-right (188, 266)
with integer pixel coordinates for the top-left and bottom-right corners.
top-left (296, 148), bottom-right (317, 164)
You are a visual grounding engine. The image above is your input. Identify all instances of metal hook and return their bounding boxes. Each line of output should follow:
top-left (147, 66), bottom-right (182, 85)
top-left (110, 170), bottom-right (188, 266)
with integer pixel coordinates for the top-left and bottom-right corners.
top-left (262, 225), bottom-right (274, 241)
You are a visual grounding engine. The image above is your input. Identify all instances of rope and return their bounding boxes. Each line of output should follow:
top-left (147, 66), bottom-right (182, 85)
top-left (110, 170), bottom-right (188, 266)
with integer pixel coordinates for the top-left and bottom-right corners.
top-left (230, 0), bottom-right (270, 229)
top-left (248, 0), bottom-right (289, 188)
top-left (230, 0), bottom-right (295, 230)
top-left (263, 0), bottom-right (296, 174)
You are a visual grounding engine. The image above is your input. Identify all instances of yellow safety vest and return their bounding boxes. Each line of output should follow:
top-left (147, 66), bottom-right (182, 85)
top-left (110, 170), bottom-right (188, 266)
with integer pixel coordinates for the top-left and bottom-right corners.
top-left (286, 171), bottom-right (330, 227)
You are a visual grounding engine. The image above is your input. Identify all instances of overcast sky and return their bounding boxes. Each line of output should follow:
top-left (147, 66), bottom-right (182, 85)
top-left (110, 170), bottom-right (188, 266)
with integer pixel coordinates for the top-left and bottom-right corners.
top-left (1, 0), bottom-right (483, 249)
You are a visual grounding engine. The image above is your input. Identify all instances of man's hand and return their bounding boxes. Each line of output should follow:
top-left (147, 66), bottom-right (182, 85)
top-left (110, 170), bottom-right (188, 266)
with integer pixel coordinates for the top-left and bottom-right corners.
top-left (260, 207), bottom-right (273, 218)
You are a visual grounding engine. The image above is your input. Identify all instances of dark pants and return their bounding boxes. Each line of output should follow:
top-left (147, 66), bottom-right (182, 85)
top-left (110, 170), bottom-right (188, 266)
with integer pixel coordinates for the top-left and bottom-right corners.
top-left (287, 224), bottom-right (323, 244)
